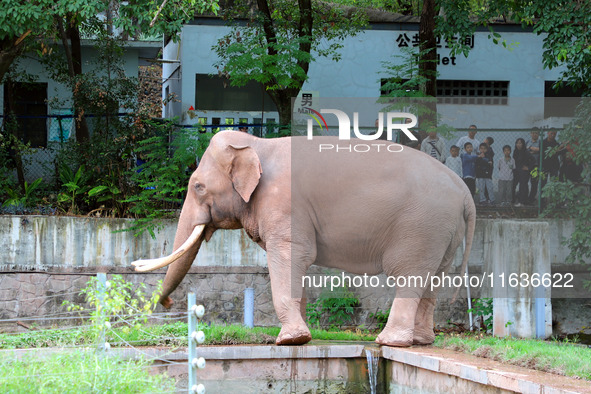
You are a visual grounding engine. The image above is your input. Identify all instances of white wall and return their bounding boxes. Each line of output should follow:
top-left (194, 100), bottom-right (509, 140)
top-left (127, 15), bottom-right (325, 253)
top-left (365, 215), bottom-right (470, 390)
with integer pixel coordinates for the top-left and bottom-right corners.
top-left (173, 24), bottom-right (576, 129)
top-left (172, 22), bottom-right (568, 129)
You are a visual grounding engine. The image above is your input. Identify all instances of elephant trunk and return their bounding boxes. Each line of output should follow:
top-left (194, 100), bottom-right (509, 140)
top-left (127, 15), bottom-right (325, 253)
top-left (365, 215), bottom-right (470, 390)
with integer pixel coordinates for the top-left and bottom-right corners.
top-left (131, 223), bottom-right (205, 308)
top-left (159, 232), bottom-right (203, 308)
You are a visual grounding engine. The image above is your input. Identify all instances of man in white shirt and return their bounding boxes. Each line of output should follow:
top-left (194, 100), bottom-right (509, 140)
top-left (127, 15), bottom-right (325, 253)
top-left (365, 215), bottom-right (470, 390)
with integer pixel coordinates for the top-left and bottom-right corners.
top-left (456, 125), bottom-right (480, 155)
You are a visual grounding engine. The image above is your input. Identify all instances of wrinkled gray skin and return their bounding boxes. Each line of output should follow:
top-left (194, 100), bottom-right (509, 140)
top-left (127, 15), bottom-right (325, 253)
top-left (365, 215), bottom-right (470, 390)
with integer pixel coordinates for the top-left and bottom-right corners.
top-left (149, 131), bottom-right (475, 346)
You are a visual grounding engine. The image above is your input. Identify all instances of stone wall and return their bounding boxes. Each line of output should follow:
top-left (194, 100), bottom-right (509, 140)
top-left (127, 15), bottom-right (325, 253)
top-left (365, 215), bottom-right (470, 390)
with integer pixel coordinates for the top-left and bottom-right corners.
top-left (0, 215), bottom-right (589, 336)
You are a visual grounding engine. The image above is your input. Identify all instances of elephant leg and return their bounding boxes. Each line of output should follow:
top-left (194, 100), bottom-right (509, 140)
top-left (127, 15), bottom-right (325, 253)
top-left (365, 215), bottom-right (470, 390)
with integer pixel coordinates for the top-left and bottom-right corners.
top-left (300, 287), bottom-right (308, 323)
top-left (376, 295), bottom-right (420, 347)
top-left (267, 240), bottom-right (314, 345)
top-left (412, 294), bottom-right (436, 345)
top-left (376, 241), bottom-right (448, 347)
top-left (414, 236), bottom-right (463, 345)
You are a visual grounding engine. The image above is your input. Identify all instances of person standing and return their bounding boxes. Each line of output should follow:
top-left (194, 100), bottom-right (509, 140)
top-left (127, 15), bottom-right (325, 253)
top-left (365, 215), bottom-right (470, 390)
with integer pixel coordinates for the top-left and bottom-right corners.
top-left (421, 131), bottom-right (446, 163)
top-left (483, 136), bottom-right (495, 201)
top-left (513, 138), bottom-right (536, 207)
top-left (457, 125), bottom-right (480, 155)
top-left (445, 145), bottom-right (462, 178)
top-left (461, 142), bottom-right (478, 197)
top-left (526, 127), bottom-right (541, 204)
top-left (497, 145), bottom-right (515, 206)
top-left (475, 143), bottom-right (495, 205)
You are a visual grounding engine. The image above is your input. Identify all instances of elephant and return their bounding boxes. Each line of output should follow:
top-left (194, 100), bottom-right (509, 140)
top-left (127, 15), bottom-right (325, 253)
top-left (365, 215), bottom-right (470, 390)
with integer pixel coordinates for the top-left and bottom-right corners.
top-left (132, 130), bottom-right (476, 347)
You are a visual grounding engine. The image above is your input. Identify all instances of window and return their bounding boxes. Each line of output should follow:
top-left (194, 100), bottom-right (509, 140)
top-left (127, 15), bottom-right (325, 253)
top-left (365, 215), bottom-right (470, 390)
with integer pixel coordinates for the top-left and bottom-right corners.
top-left (437, 80), bottom-right (508, 105)
top-left (380, 79), bottom-right (509, 105)
top-left (3, 82), bottom-right (48, 147)
top-left (544, 81), bottom-right (582, 118)
top-left (195, 74), bottom-right (277, 112)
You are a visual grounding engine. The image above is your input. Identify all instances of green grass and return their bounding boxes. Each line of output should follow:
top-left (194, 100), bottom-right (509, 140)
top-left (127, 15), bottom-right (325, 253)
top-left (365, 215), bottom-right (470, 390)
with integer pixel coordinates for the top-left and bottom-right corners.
top-left (310, 328), bottom-right (376, 341)
top-left (434, 333), bottom-right (591, 381)
top-left (0, 322), bottom-right (374, 349)
top-left (0, 350), bottom-right (176, 393)
top-left (3, 324), bottom-right (588, 381)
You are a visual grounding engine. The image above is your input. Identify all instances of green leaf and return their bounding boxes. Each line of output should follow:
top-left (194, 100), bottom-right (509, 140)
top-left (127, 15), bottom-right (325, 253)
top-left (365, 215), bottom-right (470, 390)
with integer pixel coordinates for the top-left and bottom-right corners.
top-left (88, 185), bottom-right (109, 196)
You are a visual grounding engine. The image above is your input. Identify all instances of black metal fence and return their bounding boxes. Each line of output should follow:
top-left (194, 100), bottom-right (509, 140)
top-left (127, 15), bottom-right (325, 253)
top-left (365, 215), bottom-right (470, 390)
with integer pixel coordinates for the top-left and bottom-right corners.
top-left (1, 116), bottom-right (584, 216)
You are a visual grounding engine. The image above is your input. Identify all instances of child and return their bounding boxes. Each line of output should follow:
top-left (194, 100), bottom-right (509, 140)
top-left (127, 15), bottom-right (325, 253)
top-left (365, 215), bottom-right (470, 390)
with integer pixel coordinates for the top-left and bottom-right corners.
top-left (460, 142), bottom-right (477, 196)
top-left (483, 136), bottom-right (495, 202)
top-left (475, 143), bottom-right (495, 205)
top-left (484, 137), bottom-right (495, 175)
top-left (445, 145), bottom-right (462, 178)
top-left (497, 145), bottom-right (515, 206)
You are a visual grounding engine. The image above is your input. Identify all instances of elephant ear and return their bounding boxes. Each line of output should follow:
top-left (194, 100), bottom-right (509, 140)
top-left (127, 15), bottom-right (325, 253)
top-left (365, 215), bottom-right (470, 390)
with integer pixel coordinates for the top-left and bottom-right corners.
top-left (227, 144), bottom-right (262, 203)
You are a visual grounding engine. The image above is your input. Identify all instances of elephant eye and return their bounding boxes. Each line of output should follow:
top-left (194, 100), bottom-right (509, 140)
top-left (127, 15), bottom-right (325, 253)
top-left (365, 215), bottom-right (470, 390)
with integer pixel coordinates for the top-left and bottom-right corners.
top-left (195, 182), bottom-right (205, 193)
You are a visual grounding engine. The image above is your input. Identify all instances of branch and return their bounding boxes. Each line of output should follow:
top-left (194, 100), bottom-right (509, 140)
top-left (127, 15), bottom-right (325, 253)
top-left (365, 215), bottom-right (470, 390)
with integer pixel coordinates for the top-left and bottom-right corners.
top-left (150, 0), bottom-right (169, 28)
top-left (14, 30), bottom-right (32, 47)
top-left (257, 0), bottom-right (278, 57)
top-left (54, 16), bottom-right (76, 78)
top-left (297, 0), bottom-right (313, 77)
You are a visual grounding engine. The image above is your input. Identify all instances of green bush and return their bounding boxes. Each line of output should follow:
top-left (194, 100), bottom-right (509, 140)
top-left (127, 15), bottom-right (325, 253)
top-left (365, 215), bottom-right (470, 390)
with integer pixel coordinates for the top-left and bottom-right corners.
top-left (306, 285), bottom-right (359, 329)
top-left (123, 120), bottom-right (213, 236)
top-left (62, 275), bottom-right (163, 345)
top-left (369, 308), bottom-right (390, 331)
top-left (0, 351), bottom-right (176, 393)
top-left (468, 297), bottom-right (493, 332)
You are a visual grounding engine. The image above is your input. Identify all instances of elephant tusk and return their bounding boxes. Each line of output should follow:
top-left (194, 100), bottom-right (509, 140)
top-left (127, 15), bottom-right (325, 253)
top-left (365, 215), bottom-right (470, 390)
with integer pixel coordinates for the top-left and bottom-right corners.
top-left (131, 225), bottom-right (205, 272)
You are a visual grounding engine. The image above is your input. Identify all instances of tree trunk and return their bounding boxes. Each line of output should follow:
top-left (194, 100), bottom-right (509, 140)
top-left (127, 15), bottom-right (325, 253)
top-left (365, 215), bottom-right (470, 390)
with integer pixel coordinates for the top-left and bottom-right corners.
top-left (56, 16), bottom-right (90, 142)
top-left (0, 38), bottom-right (25, 85)
top-left (3, 78), bottom-right (26, 193)
top-left (275, 93), bottom-right (293, 130)
top-left (419, 0), bottom-right (438, 133)
top-left (256, 0), bottom-right (312, 132)
top-left (267, 88), bottom-right (298, 132)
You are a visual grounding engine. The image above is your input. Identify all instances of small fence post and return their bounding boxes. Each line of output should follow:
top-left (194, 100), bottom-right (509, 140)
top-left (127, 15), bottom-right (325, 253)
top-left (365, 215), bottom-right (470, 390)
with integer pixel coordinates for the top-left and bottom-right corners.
top-left (244, 288), bottom-right (254, 328)
top-left (188, 292), bottom-right (206, 394)
top-left (97, 272), bottom-right (107, 353)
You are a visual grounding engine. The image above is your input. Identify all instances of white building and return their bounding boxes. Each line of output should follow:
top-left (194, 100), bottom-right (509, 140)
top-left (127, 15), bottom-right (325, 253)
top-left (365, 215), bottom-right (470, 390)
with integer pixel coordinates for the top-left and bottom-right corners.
top-left (0, 40), bottom-right (160, 181)
top-left (162, 15), bottom-right (578, 135)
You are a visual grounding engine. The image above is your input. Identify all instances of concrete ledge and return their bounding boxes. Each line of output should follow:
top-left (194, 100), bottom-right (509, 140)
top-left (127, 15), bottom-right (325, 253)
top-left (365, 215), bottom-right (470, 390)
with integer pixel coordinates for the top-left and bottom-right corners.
top-left (381, 346), bottom-right (590, 394)
top-left (0, 266), bottom-right (271, 275)
top-left (4, 344), bottom-right (588, 393)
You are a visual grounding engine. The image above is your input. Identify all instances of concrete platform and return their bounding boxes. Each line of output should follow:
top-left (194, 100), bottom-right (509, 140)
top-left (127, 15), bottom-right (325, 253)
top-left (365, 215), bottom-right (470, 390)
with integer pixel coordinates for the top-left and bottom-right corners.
top-left (121, 343), bottom-right (591, 393)
top-left (3, 343), bottom-right (589, 392)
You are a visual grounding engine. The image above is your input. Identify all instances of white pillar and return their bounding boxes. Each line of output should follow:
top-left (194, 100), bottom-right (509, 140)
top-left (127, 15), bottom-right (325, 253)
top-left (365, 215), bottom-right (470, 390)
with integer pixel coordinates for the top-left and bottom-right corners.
top-left (484, 220), bottom-right (552, 338)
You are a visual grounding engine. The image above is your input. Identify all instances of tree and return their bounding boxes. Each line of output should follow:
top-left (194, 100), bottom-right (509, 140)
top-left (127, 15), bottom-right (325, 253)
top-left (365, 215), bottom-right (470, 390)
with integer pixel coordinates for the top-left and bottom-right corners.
top-left (1, 0), bottom-right (218, 190)
top-left (213, 0), bottom-right (366, 127)
top-left (518, 1), bottom-right (591, 265)
top-left (1, 0), bottom-right (220, 139)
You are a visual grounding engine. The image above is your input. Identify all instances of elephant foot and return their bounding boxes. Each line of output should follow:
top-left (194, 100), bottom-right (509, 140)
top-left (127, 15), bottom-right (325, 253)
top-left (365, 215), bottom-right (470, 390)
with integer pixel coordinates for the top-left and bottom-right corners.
top-left (375, 328), bottom-right (413, 347)
top-left (161, 296), bottom-right (173, 309)
top-left (276, 326), bottom-right (312, 346)
top-left (412, 330), bottom-right (435, 345)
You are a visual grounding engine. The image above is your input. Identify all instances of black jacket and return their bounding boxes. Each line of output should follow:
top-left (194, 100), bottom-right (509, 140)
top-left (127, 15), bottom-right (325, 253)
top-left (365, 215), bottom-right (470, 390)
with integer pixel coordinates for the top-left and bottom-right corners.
top-left (513, 148), bottom-right (536, 171)
top-left (475, 156), bottom-right (493, 178)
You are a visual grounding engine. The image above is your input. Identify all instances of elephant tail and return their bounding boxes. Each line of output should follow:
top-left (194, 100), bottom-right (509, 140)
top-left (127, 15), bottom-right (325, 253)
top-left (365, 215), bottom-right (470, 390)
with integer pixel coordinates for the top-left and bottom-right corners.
top-left (451, 192), bottom-right (476, 303)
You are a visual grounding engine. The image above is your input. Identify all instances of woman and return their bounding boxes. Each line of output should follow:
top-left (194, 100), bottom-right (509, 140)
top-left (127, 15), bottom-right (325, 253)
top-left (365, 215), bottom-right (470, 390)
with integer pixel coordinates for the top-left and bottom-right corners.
top-left (513, 138), bottom-right (536, 206)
